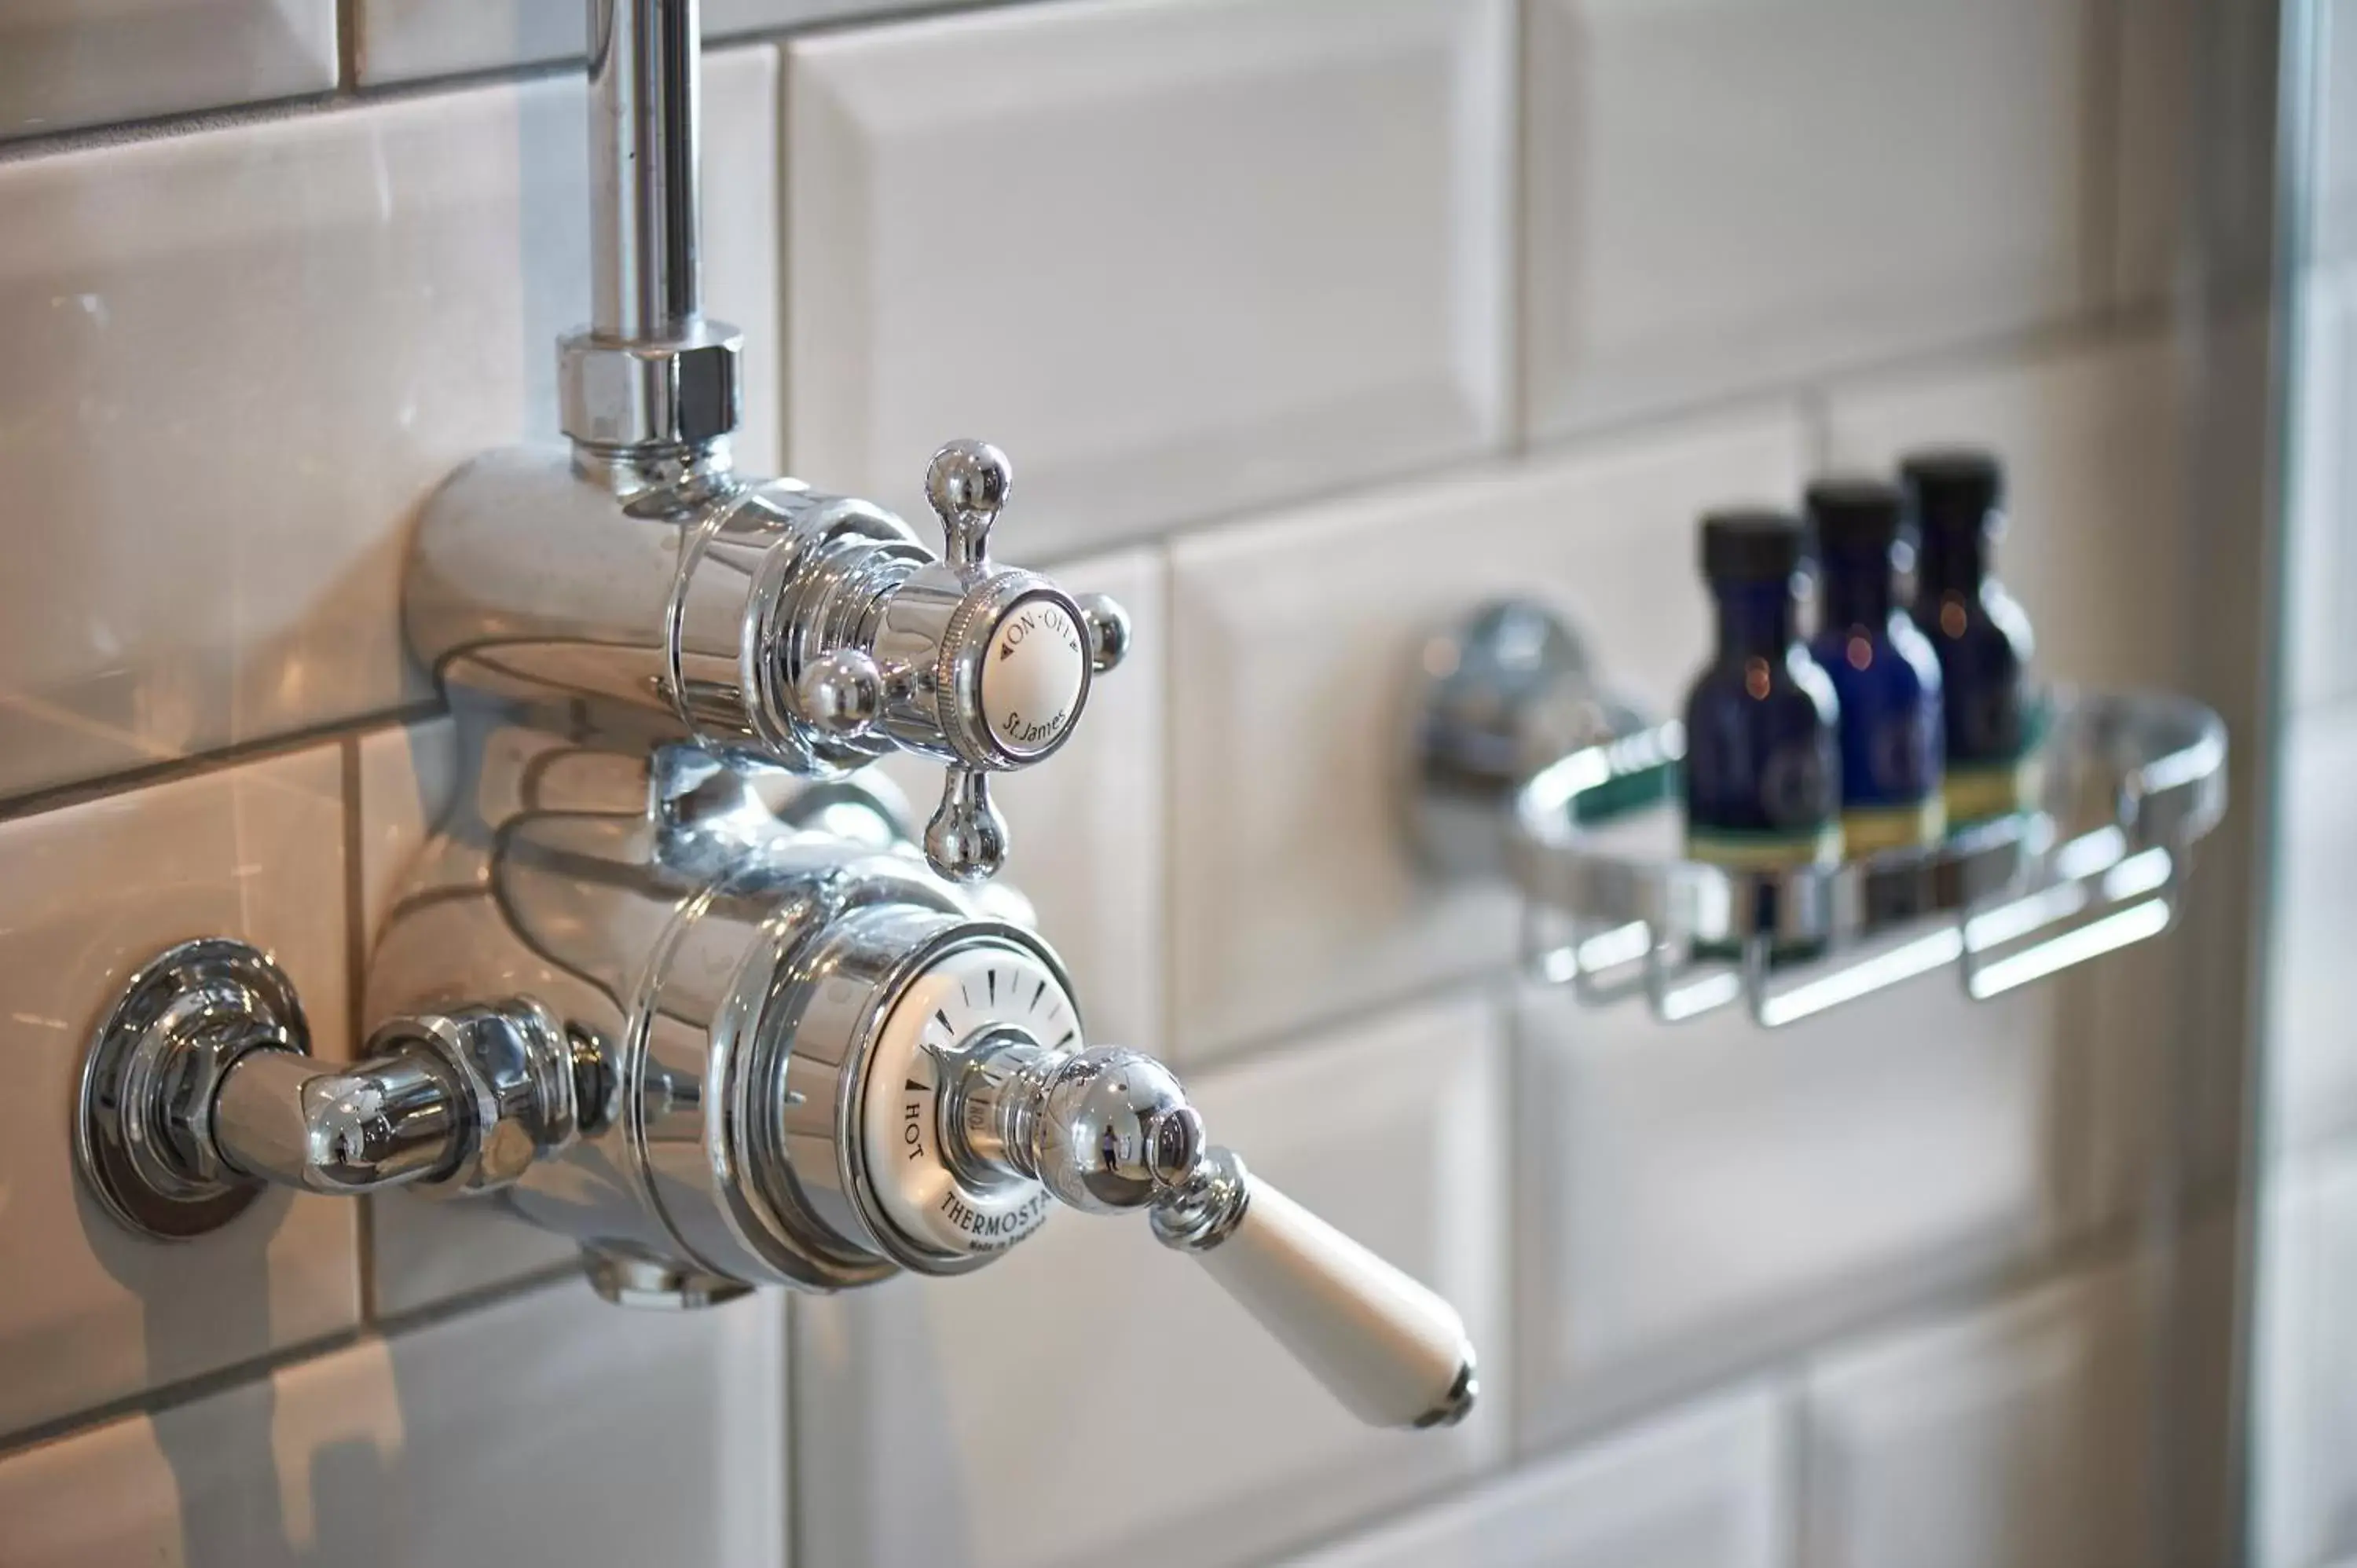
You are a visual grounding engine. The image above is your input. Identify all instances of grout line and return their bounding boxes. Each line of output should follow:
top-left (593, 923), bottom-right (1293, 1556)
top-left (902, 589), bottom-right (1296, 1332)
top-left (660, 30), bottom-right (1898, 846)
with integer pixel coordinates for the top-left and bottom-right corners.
top-left (1796, 384), bottom-right (1834, 472)
top-left (1780, 1363), bottom-right (1812, 1568)
top-left (1264, 1205), bottom-right (2207, 1568)
top-left (773, 32), bottom-right (798, 476)
top-left (0, 1262), bottom-right (586, 1464)
top-left (340, 734), bottom-right (379, 1318)
top-left (0, 88), bottom-right (349, 165)
top-left (1153, 542), bottom-right (1180, 1061)
top-left (1516, 1207), bottom-right (2201, 1467)
top-left (335, 0), bottom-right (363, 94)
top-left (1501, 0), bottom-right (1534, 461)
top-left (0, 268), bottom-right (2170, 840)
top-left (781, 1295), bottom-right (804, 1568)
top-left (2081, 0), bottom-right (2128, 323)
top-left (1181, 970), bottom-right (1509, 1079)
top-left (1492, 969), bottom-right (1529, 1448)
top-left (0, 702), bottom-right (444, 829)
top-left (1140, 299), bottom-right (2178, 570)
top-left (0, 0), bottom-right (1057, 167)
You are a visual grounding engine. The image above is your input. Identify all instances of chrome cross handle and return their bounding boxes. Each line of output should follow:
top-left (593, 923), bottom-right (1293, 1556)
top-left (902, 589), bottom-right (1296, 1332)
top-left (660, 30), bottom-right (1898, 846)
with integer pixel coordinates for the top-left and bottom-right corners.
top-left (783, 439), bottom-right (1131, 883)
top-left (940, 1041), bottom-right (1479, 1430)
top-left (406, 436), bottom-right (1130, 886)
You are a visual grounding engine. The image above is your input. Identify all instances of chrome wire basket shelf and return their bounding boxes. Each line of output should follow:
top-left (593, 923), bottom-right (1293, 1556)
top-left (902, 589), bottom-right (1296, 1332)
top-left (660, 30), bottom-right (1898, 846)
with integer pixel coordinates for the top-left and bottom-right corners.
top-left (1411, 601), bottom-right (2227, 1028)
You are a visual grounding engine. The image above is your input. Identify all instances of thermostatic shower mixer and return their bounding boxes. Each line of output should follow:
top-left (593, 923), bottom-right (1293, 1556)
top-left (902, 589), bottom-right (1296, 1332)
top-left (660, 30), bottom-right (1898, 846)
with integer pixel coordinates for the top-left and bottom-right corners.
top-left (66, 0), bottom-right (1477, 1435)
top-left (412, 433), bottom-right (1124, 886)
top-left (78, 770), bottom-right (1473, 1428)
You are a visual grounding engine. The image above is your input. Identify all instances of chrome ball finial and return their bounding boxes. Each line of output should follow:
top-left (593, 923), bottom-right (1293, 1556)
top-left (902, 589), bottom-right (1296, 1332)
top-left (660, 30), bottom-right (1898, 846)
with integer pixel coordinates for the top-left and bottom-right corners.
top-left (1076, 592), bottom-right (1131, 675)
top-left (924, 438), bottom-right (1012, 568)
top-left (1028, 1046), bottom-right (1203, 1213)
top-left (794, 647), bottom-right (886, 738)
top-left (923, 767), bottom-right (1009, 884)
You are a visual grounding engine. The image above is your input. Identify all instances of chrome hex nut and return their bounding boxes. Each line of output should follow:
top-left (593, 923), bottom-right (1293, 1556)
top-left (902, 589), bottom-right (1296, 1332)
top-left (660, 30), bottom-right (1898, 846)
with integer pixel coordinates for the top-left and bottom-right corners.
top-left (558, 320), bottom-right (742, 452)
top-left (366, 1001), bottom-right (580, 1196)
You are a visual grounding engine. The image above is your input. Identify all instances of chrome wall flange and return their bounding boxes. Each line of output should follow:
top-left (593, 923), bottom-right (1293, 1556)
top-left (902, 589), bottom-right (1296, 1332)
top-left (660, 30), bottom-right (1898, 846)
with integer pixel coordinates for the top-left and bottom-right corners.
top-left (75, 937), bottom-right (310, 1241)
top-left (1406, 599), bottom-right (1649, 880)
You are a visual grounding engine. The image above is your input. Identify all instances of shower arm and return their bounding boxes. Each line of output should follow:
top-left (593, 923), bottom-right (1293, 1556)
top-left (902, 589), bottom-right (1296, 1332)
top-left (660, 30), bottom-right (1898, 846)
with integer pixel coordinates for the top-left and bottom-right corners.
top-left (561, 0), bottom-right (742, 482)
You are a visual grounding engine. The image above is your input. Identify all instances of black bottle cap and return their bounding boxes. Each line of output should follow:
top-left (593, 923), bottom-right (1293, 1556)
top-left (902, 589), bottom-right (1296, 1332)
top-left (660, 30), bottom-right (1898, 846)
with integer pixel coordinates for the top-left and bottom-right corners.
top-left (1804, 477), bottom-right (1904, 555)
top-left (1699, 508), bottom-right (1805, 584)
top-left (1900, 449), bottom-right (2004, 537)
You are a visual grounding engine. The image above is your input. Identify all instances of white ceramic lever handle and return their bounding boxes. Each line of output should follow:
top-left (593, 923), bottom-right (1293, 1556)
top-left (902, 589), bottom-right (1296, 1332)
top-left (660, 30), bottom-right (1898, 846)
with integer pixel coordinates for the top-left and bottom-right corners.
top-left (1153, 1149), bottom-right (1478, 1430)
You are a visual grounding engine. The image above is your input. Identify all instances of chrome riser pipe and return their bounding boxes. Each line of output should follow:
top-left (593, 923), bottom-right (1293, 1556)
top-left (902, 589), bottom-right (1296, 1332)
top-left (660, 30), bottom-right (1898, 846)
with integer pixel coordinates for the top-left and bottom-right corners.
top-left (589, 0), bottom-right (702, 343)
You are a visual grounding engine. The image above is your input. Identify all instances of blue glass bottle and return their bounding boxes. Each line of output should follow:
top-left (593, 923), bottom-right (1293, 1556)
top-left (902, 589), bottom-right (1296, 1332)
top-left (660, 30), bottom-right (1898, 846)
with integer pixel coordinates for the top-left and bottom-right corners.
top-left (1682, 511), bottom-right (1842, 957)
top-left (1902, 451), bottom-right (2040, 824)
top-left (1805, 478), bottom-right (1945, 855)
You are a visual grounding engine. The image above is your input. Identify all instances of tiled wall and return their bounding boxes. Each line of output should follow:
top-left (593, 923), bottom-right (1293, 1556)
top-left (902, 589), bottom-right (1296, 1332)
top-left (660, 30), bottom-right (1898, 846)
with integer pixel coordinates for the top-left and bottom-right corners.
top-left (0, 2), bottom-right (2275, 1566)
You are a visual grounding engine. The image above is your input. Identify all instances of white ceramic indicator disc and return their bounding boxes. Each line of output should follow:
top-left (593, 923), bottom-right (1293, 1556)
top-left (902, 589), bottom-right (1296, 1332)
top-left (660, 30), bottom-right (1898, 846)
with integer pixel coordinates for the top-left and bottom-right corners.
top-left (980, 597), bottom-right (1087, 757)
top-left (861, 939), bottom-right (1081, 1261)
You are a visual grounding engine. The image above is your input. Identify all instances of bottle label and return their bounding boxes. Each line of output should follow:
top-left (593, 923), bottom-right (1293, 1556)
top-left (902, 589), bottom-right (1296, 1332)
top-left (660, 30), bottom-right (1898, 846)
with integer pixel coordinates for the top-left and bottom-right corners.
top-left (1944, 753), bottom-right (2044, 825)
top-left (1945, 698), bottom-right (2049, 825)
top-left (1843, 797), bottom-right (1946, 856)
top-left (1686, 822), bottom-right (1844, 870)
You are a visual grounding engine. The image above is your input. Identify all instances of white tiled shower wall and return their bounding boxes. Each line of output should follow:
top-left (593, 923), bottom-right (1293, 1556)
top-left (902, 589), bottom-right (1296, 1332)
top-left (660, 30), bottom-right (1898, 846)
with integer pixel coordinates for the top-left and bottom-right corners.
top-left (0, 2), bottom-right (2271, 1566)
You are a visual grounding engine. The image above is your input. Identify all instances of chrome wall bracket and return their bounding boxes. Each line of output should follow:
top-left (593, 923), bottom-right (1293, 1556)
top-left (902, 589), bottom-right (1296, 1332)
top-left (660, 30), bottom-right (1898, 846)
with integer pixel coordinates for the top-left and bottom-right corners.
top-left (1407, 599), bottom-right (2230, 1028)
top-left (76, 936), bottom-right (585, 1244)
top-left (76, 939), bottom-right (310, 1240)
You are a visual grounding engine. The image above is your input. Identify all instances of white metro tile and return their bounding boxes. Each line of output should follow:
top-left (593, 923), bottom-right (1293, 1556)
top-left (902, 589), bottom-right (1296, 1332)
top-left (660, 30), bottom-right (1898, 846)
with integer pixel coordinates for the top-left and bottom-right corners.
top-left (1281, 1383), bottom-right (1789, 1568)
top-left (1801, 1262), bottom-right (2157, 1568)
top-left (0, 1277), bottom-right (786, 1568)
top-left (0, 47), bottom-right (778, 801)
top-left (2159, 1214), bottom-right (2242, 1567)
top-left (356, 718), bottom-right (582, 1316)
top-left (2256, 1149), bottom-right (2357, 1568)
top-left (1168, 406), bottom-right (1805, 1064)
top-left (794, 991), bottom-right (1509, 1568)
top-left (357, 0), bottom-right (965, 82)
top-left (878, 547), bottom-right (1167, 1053)
top-left (2111, 0), bottom-right (2277, 306)
top-left (2266, 705), bottom-right (2357, 1154)
top-left (0, 2), bottom-right (336, 141)
top-left (1516, 973), bottom-right (2061, 1449)
top-left (785, 0), bottom-right (1512, 558)
top-left (0, 746), bottom-right (357, 1441)
top-left (1525, 0), bottom-right (2094, 440)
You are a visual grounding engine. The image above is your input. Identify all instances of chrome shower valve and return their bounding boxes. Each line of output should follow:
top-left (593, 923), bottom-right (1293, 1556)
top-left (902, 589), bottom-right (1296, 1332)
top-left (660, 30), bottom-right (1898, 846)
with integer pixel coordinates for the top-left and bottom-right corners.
top-left (68, 0), bottom-right (1464, 1433)
top-left (405, 435), bottom-right (1127, 884)
top-left (75, 763), bottom-right (1475, 1432)
top-left (397, 0), bottom-right (1120, 890)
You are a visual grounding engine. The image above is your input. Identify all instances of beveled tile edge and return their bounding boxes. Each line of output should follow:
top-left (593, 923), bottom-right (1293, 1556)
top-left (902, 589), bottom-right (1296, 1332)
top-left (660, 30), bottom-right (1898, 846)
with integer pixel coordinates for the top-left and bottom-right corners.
top-left (0, 4), bottom-right (341, 148)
